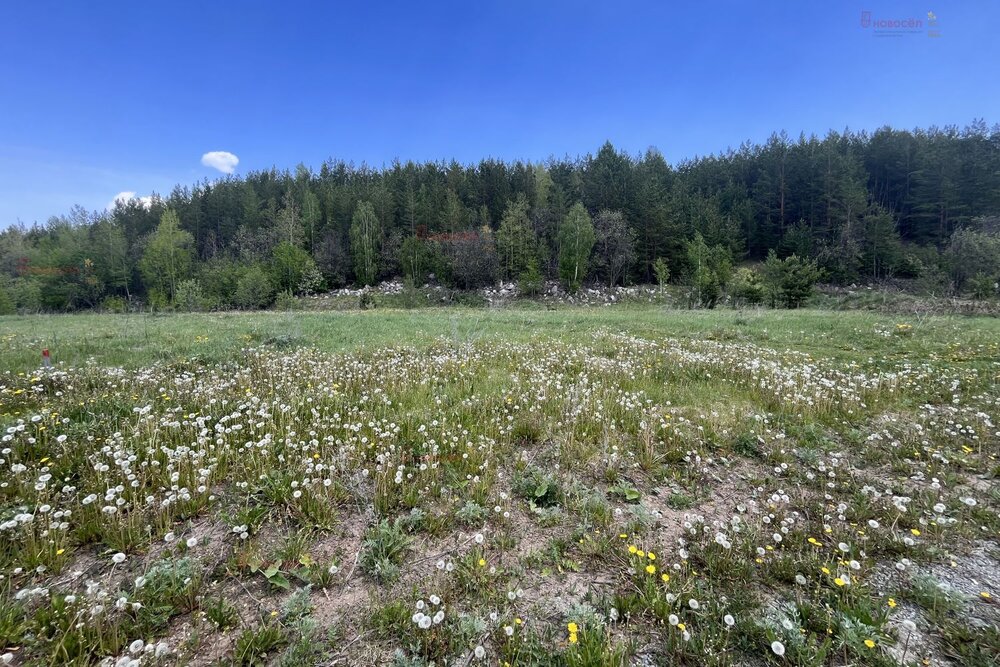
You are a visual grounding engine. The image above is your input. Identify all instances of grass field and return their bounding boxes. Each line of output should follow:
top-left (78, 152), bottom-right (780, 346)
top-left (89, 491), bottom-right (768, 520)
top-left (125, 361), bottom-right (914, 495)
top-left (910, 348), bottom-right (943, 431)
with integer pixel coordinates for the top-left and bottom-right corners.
top-left (1, 306), bottom-right (998, 666)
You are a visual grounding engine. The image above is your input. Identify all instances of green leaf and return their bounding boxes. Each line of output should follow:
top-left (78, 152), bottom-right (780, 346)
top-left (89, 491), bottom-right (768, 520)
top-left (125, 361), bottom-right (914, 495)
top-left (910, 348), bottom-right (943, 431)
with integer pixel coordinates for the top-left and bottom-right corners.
top-left (533, 482), bottom-right (549, 499)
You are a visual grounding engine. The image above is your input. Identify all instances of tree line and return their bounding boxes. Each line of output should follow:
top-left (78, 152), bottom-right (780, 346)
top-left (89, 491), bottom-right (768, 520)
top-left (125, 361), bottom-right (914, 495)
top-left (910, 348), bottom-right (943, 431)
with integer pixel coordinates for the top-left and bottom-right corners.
top-left (1, 120), bottom-right (999, 313)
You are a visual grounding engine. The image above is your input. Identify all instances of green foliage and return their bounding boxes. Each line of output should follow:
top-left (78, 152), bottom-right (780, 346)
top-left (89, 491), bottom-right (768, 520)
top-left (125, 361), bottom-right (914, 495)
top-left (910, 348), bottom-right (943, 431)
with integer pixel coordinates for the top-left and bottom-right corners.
top-left (761, 250), bottom-right (824, 308)
top-left (519, 258), bottom-right (544, 297)
top-left (360, 519), bottom-right (411, 583)
top-left (496, 194), bottom-right (537, 280)
top-left (235, 264), bottom-right (276, 309)
top-left (139, 209), bottom-right (194, 303)
top-left (271, 241), bottom-right (316, 294)
top-left (235, 622), bottom-right (287, 665)
top-left (4, 123), bottom-right (1000, 311)
top-left (729, 267), bottom-right (765, 305)
top-left (686, 233), bottom-right (732, 308)
top-left (946, 227), bottom-right (1000, 293)
top-left (968, 273), bottom-right (997, 300)
top-left (558, 203), bottom-right (596, 291)
top-left (0, 282), bottom-right (14, 315)
top-left (350, 201), bottom-right (381, 286)
top-left (400, 236), bottom-right (437, 285)
top-left (652, 257), bottom-right (670, 288)
top-left (593, 210), bottom-right (636, 287)
top-left (174, 278), bottom-right (209, 311)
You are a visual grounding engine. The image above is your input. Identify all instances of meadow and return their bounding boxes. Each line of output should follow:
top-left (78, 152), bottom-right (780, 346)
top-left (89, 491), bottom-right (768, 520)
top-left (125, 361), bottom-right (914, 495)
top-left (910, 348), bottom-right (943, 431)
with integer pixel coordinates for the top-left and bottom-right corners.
top-left (0, 305), bottom-right (998, 666)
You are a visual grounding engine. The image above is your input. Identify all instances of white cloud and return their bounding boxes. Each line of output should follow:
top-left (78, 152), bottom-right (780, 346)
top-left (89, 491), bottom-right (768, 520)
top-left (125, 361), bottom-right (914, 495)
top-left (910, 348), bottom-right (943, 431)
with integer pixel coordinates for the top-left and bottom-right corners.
top-left (107, 191), bottom-right (153, 211)
top-left (201, 151), bottom-right (239, 174)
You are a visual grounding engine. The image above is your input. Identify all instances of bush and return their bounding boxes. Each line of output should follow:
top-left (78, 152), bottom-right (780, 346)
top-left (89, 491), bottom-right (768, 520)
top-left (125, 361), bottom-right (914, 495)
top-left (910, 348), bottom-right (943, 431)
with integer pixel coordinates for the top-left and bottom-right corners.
top-left (234, 265), bottom-right (275, 310)
top-left (174, 279), bottom-right (209, 311)
top-left (762, 251), bottom-right (824, 308)
top-left (100, 295), bottom-right (128, 313)
top-left (729, 267), bottom-right (764, 305)
top-left (968, 273), bottom-right (998, 300)
top-left (273, 290), bottom-right (298, 311)
top-left (7, 278), bottom-right (42, 312)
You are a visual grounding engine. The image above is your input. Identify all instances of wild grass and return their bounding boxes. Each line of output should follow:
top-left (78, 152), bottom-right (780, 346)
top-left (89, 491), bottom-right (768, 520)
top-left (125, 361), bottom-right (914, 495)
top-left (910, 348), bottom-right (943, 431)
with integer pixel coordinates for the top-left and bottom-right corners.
top-left (0, 305), bottom-right (997, 664)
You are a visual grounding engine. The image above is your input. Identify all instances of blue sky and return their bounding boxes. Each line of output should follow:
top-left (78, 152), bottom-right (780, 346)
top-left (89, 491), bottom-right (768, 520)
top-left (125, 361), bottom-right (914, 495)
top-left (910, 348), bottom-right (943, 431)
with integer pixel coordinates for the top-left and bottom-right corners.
top-left (1, 1), bottom-right (997, 227)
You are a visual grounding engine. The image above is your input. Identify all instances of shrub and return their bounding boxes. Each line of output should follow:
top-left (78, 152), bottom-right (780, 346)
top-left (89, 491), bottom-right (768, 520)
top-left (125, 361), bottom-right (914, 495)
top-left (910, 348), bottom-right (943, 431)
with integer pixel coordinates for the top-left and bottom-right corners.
top-left (729, 267), bottom-right (764, 305)
top-left (234, 265), bottom-right (275, 309)
top-left (174, 279), bottom-right (209, 311)
top-left (100, 295), bottom-right (128, 313)
top-left (762, 250), bottom-right (824, 308)
top-left (967, 273), bottom-right (997, 300)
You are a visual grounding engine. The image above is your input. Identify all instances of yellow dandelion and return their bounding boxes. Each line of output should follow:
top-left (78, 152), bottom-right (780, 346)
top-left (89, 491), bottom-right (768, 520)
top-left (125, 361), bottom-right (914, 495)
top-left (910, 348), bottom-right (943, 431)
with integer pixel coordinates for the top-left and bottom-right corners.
top-left (646, 564), bottom-right (656, 574)
top-left (864, 639), bottom-right (876, 648)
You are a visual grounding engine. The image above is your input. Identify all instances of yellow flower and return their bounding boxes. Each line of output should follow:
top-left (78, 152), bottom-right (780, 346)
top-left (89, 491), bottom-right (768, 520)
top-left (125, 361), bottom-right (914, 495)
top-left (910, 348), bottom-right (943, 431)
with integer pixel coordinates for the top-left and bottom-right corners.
top-left (821, 567), bottom-right (831, 575)
top-left (478, 558), bottom-right (486, 567)
top-left (981, 592), bottom-right (992, 600)
top-left (887, 598), bottom-right (897, 608)
top-left (834, 577), bottom-right (846, 587)
top-left (567, 622), bottom-right (578, 633)
top-left (661, 573), bottom-right (670, 582)
top-left (646, 564), bottom-right (656, 574)
top-left (628, 545), bottom-right (637, 554)
top-left (677, 623), bottom-right (686, 631)
top-left (618, 533), bottom-right (628, 539)
top-left (56, 548), bottom-right (65, 555)
top-left (864, 639), bottom-right (876, 648)
top-left (636, 550), bottom-right (646, 558)
top-left (515, 618), bottom-right (523, 625)
top-left (647, 552), bottom-right (656, 561)
top-left (910, 528), bottom-right (921, 536)
top-left (808, 537), bottom-right (821, 546)
top-left (568, 632), bottom-right (578, 644)
top-left (40, 457), bottom-right (50, 463)
top-left (270, 610), bottom-right (278, 617)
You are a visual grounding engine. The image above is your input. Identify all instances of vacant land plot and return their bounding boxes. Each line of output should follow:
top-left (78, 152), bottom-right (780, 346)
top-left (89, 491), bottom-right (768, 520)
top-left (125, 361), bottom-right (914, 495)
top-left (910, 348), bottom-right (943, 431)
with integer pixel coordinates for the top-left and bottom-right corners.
top-left (1, 307), bottom-right (998, 666)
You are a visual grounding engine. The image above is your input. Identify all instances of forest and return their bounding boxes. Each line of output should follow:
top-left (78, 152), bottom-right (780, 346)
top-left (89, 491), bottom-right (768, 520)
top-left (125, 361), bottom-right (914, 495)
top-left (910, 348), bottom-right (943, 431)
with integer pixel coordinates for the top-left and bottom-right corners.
top-left (1, 121), bottom-right (999, 312)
